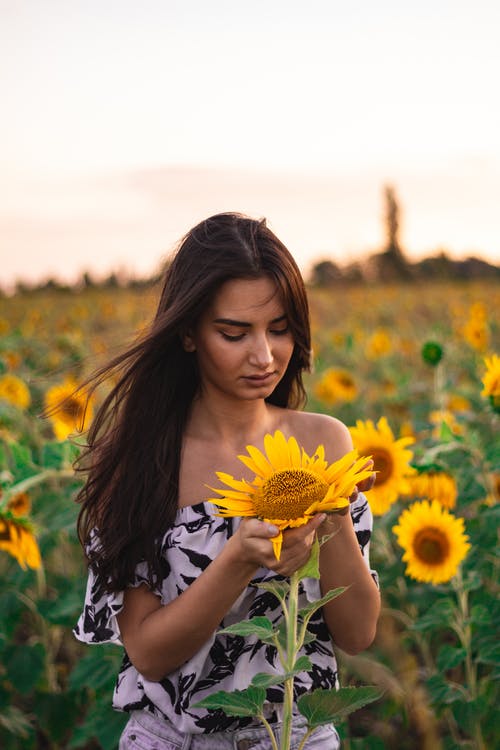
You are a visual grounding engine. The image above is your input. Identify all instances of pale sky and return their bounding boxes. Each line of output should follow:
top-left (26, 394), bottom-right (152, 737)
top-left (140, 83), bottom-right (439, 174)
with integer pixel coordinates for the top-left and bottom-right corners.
top-left (1, 0), bottom-right (499, 287)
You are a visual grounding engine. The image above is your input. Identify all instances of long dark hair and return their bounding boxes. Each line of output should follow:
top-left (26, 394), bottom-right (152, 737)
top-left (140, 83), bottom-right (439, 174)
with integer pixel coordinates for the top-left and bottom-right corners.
top-left (76, 212), bottom-right (311, 591)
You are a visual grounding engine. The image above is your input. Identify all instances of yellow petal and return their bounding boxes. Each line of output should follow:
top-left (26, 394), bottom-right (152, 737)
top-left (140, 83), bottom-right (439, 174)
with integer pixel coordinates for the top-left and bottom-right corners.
top-left (264, 430), bottom-right (288, 469)
top-left (270, 530), bottom-right (283, 560)
top-left (239, 445), bottom-right (273, 476)
top-left (323, 450), bottom-right (357, 482)
top-left (287, 434), bottom-right (303, 467)
top-left (215, 507), bottom-right (256, 518)
top-left (214, 473), bottom-right (253, 492)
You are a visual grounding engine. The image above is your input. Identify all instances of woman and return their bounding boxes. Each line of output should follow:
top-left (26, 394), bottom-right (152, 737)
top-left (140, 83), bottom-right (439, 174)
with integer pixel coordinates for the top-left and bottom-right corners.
top-left (74, 212), bottom-right (380, 749)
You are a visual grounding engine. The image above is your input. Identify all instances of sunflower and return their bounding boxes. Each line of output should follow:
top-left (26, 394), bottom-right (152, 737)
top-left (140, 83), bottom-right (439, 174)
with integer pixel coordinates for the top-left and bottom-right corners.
top-left (392, 500), bottom-right (470, 584)
top-left (44, 377), bottom-right (94, 441)
top-left (463, 315), bottom-right (489, 352)
top-left (313, 368), bottom-right (358, 406)
top-left (208, 430), bottom-right (373, 559)
top-left (429, 410), bottom-right (464, 438)
top-left (446, 394), bottom-right (471, 413)
top-left (481, 353), bottom-right (500, 411)
top-left (0, 516), bottom-right (41, 570)
top-left (483, 473), bottom-right (499, 507)
top-left (349, 416), bottom-right (414, 515)
top-left (0, 373), bottom-right (31, 410)
top-left (6, 492), bottom-right (31, 517)
top-left (365, 328), bottom-right (392, 359)
top-left (406, 471), bottom-right (457, 510)
top-left (421, 341), bottom-right (443, 366)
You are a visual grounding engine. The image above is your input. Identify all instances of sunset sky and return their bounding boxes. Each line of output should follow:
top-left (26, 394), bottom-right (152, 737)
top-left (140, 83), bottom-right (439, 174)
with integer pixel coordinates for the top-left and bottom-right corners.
top-left (1, 0), bottom-right (499, 288)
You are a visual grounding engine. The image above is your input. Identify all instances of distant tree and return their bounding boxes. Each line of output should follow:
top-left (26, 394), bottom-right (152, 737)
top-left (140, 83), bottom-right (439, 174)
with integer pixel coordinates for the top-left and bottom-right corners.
top-left (367, 185), bottom-right (413, 281)
top-left (384, 184), bottom-right (401, 254)
top-left (81, 271), bottom-right (96, 288)
top-left (309, 260), bottom-right (343, 286)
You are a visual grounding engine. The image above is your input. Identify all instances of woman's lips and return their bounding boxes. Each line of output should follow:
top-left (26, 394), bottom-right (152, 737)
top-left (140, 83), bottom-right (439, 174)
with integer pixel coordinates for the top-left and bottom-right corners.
top-left (243, 372), bottom-right (276, 382)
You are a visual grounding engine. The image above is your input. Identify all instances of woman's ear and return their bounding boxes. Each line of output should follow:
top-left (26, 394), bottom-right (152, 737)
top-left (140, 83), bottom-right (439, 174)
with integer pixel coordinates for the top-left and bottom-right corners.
top-left (181, 331), bottom-right (196, 352)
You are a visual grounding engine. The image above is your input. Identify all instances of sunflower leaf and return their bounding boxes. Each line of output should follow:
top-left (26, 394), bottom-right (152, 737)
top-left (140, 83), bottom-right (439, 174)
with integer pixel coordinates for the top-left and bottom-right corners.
top-left (192, 686), bottom-right (266, 717)
top-left (250, 656), bottom-right (313, 688)
top-left (297, 686), bottom-right (384, 726)
top-left (298, 587), bottom-right (347, 621)
top-left (260, 619), bottom-right (286, 649)
top-left (254, 580), bottom-right (291, 605)
top-left (296, 536), bottom-right (320, 580)
top-left (218, 616), bottom-right (275, 640)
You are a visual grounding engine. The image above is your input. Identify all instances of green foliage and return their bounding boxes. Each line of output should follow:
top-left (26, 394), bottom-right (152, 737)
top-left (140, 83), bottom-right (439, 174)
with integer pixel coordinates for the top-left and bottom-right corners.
top-left (297, 686), bottom-right (385, 726)
top-left (0, 281), bottom-right (499, 748)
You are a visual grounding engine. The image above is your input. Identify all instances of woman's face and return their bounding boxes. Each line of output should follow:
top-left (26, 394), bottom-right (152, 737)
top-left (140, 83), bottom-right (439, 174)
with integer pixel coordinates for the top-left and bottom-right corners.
top-left (184, 276), bottom-right (295, 402)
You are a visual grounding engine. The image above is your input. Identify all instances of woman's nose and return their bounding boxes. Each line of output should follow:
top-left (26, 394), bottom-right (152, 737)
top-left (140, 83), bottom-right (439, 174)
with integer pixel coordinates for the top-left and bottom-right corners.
top-left (249, 335), bottom-right (273, 368)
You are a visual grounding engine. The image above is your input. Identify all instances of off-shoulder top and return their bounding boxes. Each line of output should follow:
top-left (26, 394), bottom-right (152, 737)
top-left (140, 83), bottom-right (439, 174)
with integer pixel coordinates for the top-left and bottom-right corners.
top-left (73, 494), bottom-right (376, 734)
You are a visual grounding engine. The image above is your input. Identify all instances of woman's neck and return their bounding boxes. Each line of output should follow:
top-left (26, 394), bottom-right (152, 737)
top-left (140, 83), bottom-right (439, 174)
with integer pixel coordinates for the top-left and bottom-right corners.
top-left (186, 394), bottom-right (279, 446)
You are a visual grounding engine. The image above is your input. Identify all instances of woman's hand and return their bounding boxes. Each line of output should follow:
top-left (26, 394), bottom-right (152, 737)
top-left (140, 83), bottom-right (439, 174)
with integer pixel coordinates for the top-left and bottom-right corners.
top-left (234, 515), bottom-right (326, 576)
top-left (348, 459), bottom-right (376, 504)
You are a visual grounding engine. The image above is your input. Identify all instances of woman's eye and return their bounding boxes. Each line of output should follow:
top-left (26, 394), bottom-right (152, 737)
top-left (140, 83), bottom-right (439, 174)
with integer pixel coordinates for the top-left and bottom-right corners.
top-left (220, 332), bottom-right (245, 341)
top-left (270, 327), bottom-right (290, 336)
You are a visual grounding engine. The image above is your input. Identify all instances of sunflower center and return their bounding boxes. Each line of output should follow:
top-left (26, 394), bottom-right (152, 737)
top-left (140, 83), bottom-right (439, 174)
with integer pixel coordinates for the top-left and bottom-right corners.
top-left (369, 448), bottom-right (393, 485)
top-left (0, 520), bottom-right (12, 542)
top-left (61, 398), bottom-right (84, 421)
top-left (413, 527), bottom-right (450, 565)
top-left (255, 468), bottom-right (328, 519)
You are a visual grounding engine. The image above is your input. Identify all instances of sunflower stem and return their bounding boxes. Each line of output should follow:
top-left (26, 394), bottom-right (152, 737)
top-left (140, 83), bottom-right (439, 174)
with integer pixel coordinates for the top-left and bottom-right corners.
top-left (1, 468), bottom-right (77, 503)
top-left (451, 570), bottom-right (486, 750)
top-left (280, 570), bottom-right (300, 750)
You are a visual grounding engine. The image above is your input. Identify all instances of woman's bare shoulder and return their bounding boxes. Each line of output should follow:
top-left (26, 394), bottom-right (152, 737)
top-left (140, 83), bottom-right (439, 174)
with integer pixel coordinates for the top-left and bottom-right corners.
top-left (276, 408), bottom-right (353, 460)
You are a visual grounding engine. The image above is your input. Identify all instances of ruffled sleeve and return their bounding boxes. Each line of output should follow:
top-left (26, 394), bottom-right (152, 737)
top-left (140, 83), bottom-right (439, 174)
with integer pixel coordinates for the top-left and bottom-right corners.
top-left (351, 491), bottom-right (379, 588)
top-left (73, 533), bottom-right (162, 645)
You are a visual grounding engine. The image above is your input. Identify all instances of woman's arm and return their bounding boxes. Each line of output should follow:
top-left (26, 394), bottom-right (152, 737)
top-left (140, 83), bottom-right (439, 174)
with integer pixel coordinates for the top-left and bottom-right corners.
top-left (314, 417), bottom-right (380, 654)
top-left (116, 514), bottom-right (324, 681)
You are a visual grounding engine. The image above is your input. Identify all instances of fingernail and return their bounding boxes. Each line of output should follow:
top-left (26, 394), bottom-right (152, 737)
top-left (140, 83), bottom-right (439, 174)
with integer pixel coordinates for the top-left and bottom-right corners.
top-left (317, 513), bottom-right (327, 523)
top-left (267, 525), bottom-right (279, 536)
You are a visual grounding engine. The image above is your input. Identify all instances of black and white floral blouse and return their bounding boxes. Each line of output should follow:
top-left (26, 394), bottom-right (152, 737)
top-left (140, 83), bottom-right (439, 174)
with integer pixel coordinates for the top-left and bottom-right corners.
top-left (74, 494), bottom-right (376, 734)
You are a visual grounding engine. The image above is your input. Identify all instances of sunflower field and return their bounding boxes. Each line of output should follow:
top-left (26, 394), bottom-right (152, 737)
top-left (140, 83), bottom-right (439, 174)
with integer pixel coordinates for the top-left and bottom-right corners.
top-left (0, 279), bottom-right (498, 749)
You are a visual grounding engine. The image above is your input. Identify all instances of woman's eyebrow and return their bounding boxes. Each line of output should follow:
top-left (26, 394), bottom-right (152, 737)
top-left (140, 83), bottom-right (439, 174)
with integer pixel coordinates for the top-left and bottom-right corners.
top-left (213, 314), bottom-right (287, 327)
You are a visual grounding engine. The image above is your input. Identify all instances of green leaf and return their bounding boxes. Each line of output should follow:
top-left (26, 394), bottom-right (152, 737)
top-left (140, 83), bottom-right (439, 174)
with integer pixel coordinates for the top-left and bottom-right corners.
top-left (436, 645), bottom-right (466, 671)
top-left (297, 536), bottom-right (320, 580)
top-left (41, 441), bottom-right (80, 469)
top-left (476, 641), bottom-right (500, 666)
top-left (250, 656), bottom-right (312, 688)
top-left (411, 598), bottom-right (455, 631)
top-left (37, 584), bottom-right (86, 626)
top-left (461, 570), bottom-right (483, 592)
top-left (426, 674), bottom-right (465, 704)
top-left (33, 691), bottom-right (83, 744)
top-left (69, 700), bottom-right (128, 750)
top-left (449, 698), bottom-right (485, 736)
top-left (0, 590), bottom-right (25, 638)
top-left (254, 579), bottom-right (290, 605)
top-left (260, 619), bottom-right (287, 650)
top-left (297, 686), bottom-right (384, 726)
top-left (68, 645), bottom-right (123, 692)
top-left (298, 587), bottom-right (347, 621)
top-left (192, 686), bottom-right (266, 717)
top-left (218, 616), bottom-right (276, 640)
top-left (470, 604), bottom-right (493, 626)
top-left (8, 443), bottom-right (38, 481)
top-left (5, 642), bottom-right (46, 694)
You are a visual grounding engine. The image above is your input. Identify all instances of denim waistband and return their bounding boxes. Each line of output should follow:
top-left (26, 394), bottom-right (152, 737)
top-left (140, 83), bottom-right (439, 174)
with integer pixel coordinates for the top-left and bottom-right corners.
top-left (127, 708), bottom-right (320, 749)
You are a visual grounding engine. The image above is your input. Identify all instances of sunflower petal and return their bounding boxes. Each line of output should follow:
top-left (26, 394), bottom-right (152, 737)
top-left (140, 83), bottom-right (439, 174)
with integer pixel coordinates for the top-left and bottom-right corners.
top-left (213, 473), bottom-right (253, 492)
top-left (239, 446), bottom-right (273, 477)
top-left (264, 430), bottom-right (288, 469)
top-left (270, 530), bottom-right (283, 560)
top-left (287, 434), bottom-right (303, 467)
